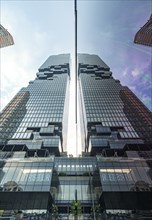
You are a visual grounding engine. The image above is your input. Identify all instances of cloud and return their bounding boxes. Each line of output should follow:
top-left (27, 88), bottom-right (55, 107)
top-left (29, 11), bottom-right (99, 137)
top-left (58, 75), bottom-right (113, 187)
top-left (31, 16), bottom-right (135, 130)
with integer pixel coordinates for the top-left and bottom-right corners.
top-left (1, 47), bottom-right (35, 110)
top-left (122, 68), bottom-right (129, 76)
top-left (131, 68), bottom-right (140, 77)
top-left (0, 3), bottom-right (50, 111)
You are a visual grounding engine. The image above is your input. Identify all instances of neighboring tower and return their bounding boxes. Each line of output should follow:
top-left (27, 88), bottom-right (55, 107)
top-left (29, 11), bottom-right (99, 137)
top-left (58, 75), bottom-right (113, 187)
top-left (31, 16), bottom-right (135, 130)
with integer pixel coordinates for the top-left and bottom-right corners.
top-left (78, 54), bottom-right (152, 156)
top-left (0, 54), bottom-right (70, 156)
top-left (0, 24), bottom-right (14, 48)
top-left (134, 14), bottom-right (152, 47)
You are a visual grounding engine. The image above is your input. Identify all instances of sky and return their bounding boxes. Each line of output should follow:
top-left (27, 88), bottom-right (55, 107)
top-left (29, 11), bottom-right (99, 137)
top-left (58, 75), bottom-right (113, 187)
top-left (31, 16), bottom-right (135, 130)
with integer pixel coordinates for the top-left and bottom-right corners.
top-left (0, 0), bottom-right (74, 110)
top-left (0, 0), bottom-right (152, 155)
top-left (77, 0), bottom-right (152, 111)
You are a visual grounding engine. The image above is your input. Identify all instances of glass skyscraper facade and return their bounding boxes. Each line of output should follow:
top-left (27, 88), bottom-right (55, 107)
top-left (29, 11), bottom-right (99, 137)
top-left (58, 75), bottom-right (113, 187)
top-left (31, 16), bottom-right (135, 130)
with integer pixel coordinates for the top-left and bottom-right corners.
top-left (0, 54), bottom-right (70, 156)
top-left (78, 54), bottom-right (152, 156)
top-left (0, 53), bottom-right (152, 219)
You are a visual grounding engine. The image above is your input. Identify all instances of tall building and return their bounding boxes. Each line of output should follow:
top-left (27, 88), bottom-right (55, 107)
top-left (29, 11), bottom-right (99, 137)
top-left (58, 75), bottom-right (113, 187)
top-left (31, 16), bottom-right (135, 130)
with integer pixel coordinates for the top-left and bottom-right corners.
top-left (77, 53), bottom-right (152, 218)
top-left (134, 14), bottom-right (152, 47)
top-left (0, 24), bottom-right (14, 48)
top-left (0, 54), bottom-right (70, 213)
top-left (0, 54), bottom-right (152, 219)
top-left (78, 53), bottom-right (152, 156)
top-left (0, 54), bottom-right (70, 156)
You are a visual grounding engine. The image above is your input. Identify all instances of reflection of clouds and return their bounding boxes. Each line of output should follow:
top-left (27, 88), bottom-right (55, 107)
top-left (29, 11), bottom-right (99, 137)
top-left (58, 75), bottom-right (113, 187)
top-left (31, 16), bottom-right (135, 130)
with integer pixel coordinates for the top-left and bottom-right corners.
top-left (21, 168), bottom-right (52, 182)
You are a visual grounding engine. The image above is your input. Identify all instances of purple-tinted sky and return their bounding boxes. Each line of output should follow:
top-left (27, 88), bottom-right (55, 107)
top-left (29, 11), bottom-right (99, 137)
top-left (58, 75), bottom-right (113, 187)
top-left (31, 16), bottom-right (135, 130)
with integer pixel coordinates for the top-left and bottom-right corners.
top-left (78, 0), bottom-right (152, 111)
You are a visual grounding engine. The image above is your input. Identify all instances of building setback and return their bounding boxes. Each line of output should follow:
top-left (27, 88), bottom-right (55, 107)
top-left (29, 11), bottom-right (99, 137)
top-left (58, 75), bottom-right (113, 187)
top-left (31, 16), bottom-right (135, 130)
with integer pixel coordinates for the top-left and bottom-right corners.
top-left (134, 14), bottom-right (152, 47)
top-left (0, 54), bottom-right (152, 219)
top-left (0, 24), bottom-right (14, 48)
top-left (0, 54), bottom-right (70, 156)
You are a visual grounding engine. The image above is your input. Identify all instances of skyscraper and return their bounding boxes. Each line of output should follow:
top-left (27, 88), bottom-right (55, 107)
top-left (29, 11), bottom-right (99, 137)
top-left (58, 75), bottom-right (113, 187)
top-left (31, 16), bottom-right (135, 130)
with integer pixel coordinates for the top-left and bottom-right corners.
top-left (0, 54), bottom-right (70, 212)
top-left (0, 24), bottom-right (14, 48)
top-left (0, 54), bottom-right (70, 156)
top-left (134, 14), bottom-right (152, 47)
top-left (77, 53), bottom-right (152, 217)
top-left (0, 54), bottom-right (152, 219)
top-left (78, 54), bottom-right (152, 156)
